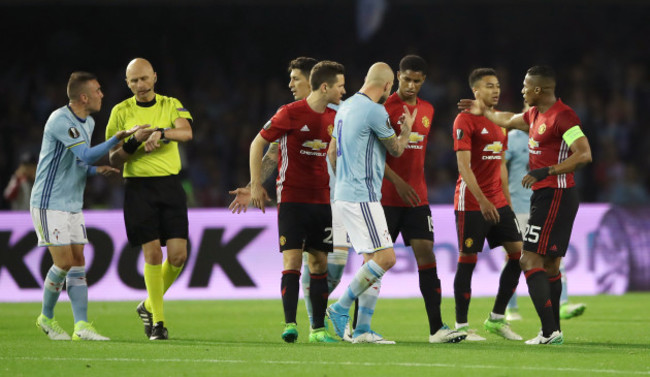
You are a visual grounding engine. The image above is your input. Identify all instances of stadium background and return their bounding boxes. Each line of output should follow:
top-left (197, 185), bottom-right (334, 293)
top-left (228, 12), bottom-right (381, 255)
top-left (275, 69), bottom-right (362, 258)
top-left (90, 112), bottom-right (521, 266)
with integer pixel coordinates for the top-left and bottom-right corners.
top-left (1, 0), bottom-right (649, 299)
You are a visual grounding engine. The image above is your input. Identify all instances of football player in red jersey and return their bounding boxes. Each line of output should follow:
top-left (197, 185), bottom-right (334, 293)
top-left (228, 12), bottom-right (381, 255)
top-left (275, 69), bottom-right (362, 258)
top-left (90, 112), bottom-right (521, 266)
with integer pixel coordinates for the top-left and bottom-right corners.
top-left (458, 65), bottom-right (592, 345)
top-left (379, 55), bottom-right (466, 344)
top-left (452, 68), bottom-right (524, 341)
top-left (248, 61), bottom-right (346, 343)
top-left (229, 57), bottom-right (350, 337)
top-left (229, 57), bottom-right (317, 213)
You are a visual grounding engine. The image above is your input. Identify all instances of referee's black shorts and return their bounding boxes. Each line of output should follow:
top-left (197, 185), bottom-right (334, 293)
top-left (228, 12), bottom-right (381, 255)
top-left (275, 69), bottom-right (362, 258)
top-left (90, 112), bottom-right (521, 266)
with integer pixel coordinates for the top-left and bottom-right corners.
top-left (124, 175), bottom-right (188, 247)
top-left (524, 187), bottom-right (579, 258)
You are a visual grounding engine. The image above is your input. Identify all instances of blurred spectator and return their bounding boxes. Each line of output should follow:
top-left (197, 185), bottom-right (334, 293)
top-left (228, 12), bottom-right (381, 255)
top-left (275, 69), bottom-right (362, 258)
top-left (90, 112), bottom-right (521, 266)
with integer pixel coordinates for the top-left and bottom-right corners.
top-left (1, 3), bottom-right (648, 209)
top-left (3, 152), bottom-right (37, 210)
top-left (609, 164), bottom-right (650, 207)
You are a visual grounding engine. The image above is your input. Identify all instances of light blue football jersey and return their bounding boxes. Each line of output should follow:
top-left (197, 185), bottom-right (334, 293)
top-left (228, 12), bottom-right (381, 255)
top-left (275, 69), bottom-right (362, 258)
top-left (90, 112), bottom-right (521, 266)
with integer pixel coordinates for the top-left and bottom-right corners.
top-left (327, 101), bottom-right (341, 200)
top-left (333, 93), bottom-right (395, 202)
top-left (505, 129), bottom-right (533, 214)
top-left (31, 106), bottom-right (95, 212)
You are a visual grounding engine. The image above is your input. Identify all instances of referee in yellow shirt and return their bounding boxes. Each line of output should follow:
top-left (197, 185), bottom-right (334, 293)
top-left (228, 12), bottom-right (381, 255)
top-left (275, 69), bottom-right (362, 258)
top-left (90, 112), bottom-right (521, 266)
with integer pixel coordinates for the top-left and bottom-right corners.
top-left (107, 58), bottom-right (193, 340)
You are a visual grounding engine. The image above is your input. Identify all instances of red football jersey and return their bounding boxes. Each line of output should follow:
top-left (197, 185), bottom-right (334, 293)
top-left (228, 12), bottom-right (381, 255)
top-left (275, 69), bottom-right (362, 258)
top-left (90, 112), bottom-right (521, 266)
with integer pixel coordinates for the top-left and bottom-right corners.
top-left (259, 99), bottom-right (334, 204)
top-left (381, 93), bottom-right (434, 206)
top-left (523, 99), bottom-right (581, 190)
top-left (453, 112), bottom-right (508, 211)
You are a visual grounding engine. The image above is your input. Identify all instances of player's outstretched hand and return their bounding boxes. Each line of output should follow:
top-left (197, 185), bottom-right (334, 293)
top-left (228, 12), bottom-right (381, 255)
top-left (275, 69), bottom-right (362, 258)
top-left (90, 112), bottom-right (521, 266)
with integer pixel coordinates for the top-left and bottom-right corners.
top-left (228, 187), bottom-right (252, 214)
top-left (96, 165), bottom-right (120, 176)
top-left (114, 125), bottom-right (144, 140)
top-left (250, 183), bottom-right (271, 213)
top-left (457, 99), bottom-right (485, 115)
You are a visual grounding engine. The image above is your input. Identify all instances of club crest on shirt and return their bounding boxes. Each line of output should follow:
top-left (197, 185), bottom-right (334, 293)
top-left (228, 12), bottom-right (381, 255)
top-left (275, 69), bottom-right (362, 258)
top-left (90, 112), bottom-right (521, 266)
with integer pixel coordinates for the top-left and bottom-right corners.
top-left (68, 127), bottom-right (80, 139)
top-left (538, 124), bottom-right (547, 135)
top-left (422, 116), bottom-right (430, 128)
top-left (456, 129), bottom-right (464, 140)
top-left (262, 120), bottom-right (272, 131)
top-left (327, 124), bottom-right (333, 136)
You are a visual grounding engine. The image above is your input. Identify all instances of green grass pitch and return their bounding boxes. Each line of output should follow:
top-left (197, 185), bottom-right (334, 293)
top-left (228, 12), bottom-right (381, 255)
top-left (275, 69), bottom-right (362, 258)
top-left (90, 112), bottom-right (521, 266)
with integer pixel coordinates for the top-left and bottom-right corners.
top-left (2, 293), bottom-right (649, 376)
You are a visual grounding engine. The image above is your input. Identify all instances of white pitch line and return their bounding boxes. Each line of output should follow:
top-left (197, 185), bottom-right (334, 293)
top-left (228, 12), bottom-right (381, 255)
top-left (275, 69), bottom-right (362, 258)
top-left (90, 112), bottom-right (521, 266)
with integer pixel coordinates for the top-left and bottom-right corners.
top-left (177, 339), bottom-right (642, 354)
top-left (2, 356), bottom-right (649, 375)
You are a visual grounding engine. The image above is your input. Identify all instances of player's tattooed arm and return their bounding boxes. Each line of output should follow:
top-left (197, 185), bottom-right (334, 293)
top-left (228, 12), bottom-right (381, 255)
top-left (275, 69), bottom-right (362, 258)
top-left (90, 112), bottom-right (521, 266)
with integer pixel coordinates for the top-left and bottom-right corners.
top-left (254, 143), bottom-right (279, 187)
top-left (381, 136), bottom-right (404, 157)
top-left (381, 105), bottom-right (416, 157)
top-left (230, 142), bottom-right (277, 213)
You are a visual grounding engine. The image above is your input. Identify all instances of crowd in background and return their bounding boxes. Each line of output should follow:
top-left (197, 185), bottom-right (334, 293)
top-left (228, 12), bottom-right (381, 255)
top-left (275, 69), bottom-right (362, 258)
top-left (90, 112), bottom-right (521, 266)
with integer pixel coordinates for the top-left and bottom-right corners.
top-left (2, 3), bottom-right (649, 210)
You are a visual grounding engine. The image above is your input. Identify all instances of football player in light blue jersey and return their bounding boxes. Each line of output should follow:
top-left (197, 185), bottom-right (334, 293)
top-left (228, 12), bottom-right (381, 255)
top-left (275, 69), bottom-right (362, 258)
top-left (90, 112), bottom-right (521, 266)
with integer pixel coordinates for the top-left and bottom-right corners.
top-left (31, 72), bottom-right (142, 341)
top-left (326, 63), bottom-right (416, 344)
top-left (504, 128), bottom-right (586, 321)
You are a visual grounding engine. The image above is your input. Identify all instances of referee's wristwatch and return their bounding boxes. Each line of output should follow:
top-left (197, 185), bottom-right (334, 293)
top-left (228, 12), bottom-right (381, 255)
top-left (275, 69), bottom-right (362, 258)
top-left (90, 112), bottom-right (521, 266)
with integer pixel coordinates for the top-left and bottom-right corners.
top-left (155, 127), bottom-right (166, 140)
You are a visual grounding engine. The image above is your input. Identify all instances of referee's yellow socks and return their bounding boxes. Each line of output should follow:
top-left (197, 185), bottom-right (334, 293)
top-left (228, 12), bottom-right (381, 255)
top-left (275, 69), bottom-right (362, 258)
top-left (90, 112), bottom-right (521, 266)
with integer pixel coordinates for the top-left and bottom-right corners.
top-left (144, 260), bottom-right (184, 315)
top-left (144, 263), bottom-right (164, 324)
top-left (161, 259), bottom-right (184, 293)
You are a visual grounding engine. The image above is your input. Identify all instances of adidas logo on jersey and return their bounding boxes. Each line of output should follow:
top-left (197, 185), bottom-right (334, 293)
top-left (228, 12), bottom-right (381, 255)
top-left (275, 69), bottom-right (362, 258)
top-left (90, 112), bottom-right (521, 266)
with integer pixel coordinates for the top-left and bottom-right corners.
top-left (481, 128), bottom-right (489, 134)
top-left (300, 125), bottom-right (310, 132)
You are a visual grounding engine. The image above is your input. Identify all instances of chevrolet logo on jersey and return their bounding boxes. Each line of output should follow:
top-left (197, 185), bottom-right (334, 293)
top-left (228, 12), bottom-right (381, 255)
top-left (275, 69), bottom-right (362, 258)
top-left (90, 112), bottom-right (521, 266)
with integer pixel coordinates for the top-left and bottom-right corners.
top-left (483, 141), bottom-right (503, 153)
top-left (302, 139), bottom-right (328, 150)
top-left (528, 138), bottom-right (541, 154)
top-left (482, 141), bottom-right (503, 159)
top-left (408, 132), bottom-right (424, 143)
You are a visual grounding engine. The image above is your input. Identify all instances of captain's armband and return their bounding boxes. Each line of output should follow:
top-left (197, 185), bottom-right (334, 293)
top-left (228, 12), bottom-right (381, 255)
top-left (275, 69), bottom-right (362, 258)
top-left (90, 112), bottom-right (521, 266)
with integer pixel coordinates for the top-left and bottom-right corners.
top-left (562, 125), bottom-right (585, 147)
